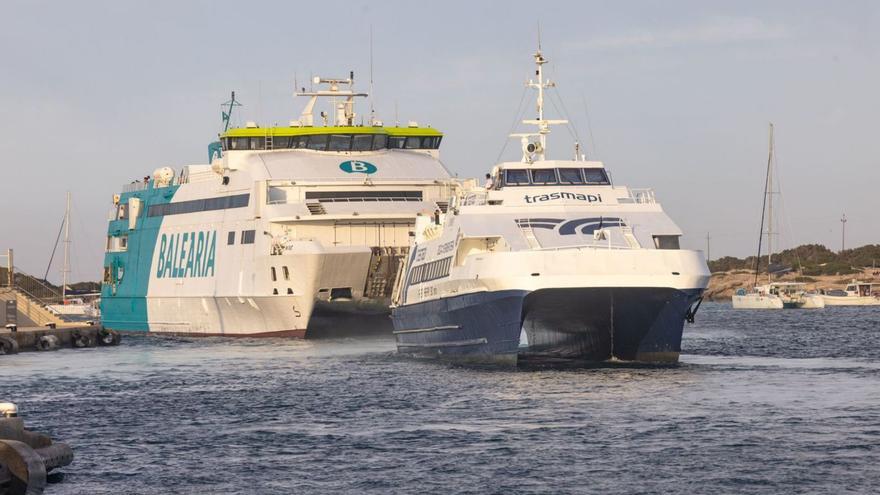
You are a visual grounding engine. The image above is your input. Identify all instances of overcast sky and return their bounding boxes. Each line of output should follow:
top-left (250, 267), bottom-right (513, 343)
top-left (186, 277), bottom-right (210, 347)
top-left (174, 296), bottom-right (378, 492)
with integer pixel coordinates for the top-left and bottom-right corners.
top-left (2, 0), bottom-right (878, 283)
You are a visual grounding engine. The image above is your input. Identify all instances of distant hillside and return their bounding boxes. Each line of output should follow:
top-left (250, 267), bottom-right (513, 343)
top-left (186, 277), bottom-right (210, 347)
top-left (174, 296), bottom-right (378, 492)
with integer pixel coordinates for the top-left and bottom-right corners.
top-left (709, 244), bottom-right (880, 276)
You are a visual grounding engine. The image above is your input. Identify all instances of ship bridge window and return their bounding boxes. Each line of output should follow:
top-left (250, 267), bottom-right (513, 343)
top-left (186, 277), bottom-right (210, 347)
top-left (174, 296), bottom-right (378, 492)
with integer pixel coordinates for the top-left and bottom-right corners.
top-left (352, 134), bottom-right (374, 151)
top-left (229, 137), bottom-right (250, 150)
top-left (503, 169), bottom-right (531, 186)
top-left (388, 136), bottom-right (406, 149)
top-left (531, 169), bottom-right (558, 185)
top-left (558, 168), bottom-right (585, 184)
top-left (583, 168), bottom-right (610, 185)
top-left (329, 134), bottom-right (352, 151)
top-left (306, 134), bottom-right (329, 151)
top-left (373, 134), bottom-right (388, 150)
top-left (292, 135), bottom-right (309, 149)
top-left (653, 235), bottom-right (680, 250)
top-left (249, 137), bottom-right (265, 150)
top-left (272, 136), bottom-right (291, 149)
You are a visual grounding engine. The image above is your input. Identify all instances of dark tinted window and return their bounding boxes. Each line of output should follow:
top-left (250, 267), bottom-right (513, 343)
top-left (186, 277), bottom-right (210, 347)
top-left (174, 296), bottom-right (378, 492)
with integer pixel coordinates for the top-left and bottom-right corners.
top-left (227, 231), bottom-right (235, 245)
top-left (307, 134), bottom-right (328, 151)
top-left (272, 136), bottom-right (291, 149)
top-left (404, 137), bottom-right (422, 149)
top-left (328, 134), bottom-right (351, 151)
top-left (583, 168), bottom-right (610, 185)
top-left (531, 169), bottom-right (558, 184)
top-left (241, 230), bottom-right (256, 244)
top-left (249, 137), bottom-right (265, 150)
top-left (292, 135), bottom-right (309, 148)
top-left (558, 168), bottom-right (584, 184)
top-left (653, 235), bottom-right (680, 250)
top-left (352, 134), bottom-right (373, 151)
top-left (147, 194), bottom-right (250, 217)
top-left (373, 134), bottom-right (387, 150)
top-left (230, 137), bottom-right (249, 150)
top-left (387, 136), bottom-right (406, 149)
top-left (504, 169), bottom-right (531, 185)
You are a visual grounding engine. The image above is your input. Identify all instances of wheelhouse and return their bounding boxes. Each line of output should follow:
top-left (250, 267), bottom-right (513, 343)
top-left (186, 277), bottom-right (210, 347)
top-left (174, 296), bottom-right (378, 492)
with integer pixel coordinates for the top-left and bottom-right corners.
top-left (499, 166), bottom-right (610, 188)
top-left (219, 127), bottom-right (443, 153)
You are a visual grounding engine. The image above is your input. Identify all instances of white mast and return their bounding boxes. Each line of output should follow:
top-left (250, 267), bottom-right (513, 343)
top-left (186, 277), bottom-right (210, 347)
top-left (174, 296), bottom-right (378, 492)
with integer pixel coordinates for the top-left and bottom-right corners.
top-left (766, 124), bottom-right (774, 284)
top-left (62, 191), bottom-right (71, 302)
top-left (512, 46), bottom-right (567, 163)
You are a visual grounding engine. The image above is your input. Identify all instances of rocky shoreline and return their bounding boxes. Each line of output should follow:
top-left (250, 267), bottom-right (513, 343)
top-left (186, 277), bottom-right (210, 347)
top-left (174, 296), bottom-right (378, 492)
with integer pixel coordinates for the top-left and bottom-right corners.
top-left (705, 268), bottom-right (880, 301)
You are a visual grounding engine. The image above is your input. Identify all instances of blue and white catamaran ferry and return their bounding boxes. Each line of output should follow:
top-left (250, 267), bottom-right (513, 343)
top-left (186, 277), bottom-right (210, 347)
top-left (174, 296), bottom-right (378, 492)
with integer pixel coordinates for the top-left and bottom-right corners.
top-left (391, 49), bottom-right (710, 364)
top-left (101, 74), bottom-right (462, 336)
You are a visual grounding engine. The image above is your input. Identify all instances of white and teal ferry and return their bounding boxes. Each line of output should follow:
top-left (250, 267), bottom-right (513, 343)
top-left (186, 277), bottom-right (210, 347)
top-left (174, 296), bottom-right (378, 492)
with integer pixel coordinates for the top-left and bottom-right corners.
top-left (101, 75), bottom-right (464, 336)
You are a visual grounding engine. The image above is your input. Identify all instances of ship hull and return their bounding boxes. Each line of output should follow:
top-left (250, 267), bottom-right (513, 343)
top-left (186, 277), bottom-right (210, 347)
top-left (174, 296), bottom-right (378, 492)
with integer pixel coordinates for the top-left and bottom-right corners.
top-left (821, 295), bottom-right (880, 306)
top-left (392, 287), bottom-right (704, 365)
top-left (101, 295), bottom-right (312, 336)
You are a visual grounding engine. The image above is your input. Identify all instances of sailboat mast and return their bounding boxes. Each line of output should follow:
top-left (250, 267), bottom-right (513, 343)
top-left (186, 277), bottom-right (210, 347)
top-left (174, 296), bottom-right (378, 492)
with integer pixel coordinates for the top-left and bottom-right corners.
top-left (62, 191), bottom-right (70, 302)
top-left (766, 124), bottom-right (774, 284)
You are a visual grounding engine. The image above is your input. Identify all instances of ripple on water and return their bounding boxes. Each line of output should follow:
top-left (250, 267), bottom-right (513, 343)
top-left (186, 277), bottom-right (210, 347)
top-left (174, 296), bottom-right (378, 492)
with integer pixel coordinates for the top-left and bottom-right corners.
top-left (0, 303), bottom-right (879, 494)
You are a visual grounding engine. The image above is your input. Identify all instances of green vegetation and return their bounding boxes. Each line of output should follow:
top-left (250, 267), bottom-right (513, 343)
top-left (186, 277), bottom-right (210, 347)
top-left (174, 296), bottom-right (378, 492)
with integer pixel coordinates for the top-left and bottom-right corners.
top-left (709, 244), bottom-right (880, 276)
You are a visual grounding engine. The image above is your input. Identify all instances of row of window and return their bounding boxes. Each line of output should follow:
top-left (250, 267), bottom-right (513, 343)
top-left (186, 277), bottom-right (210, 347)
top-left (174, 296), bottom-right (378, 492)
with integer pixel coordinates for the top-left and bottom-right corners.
top-left (304, 191), bottom-right (423, 202)
top-left (270, 265), bottom-right (290, 282)
top-left (221, 134), bottom-right (442, 152)
top-left (407, 256), bottom-right (453, 286)
top-left (227, 230), bottom-right (256, 245)
top-left (503, 168), bottom-right (610, 187)
top-left (147, 194), bottom-right (250, 217)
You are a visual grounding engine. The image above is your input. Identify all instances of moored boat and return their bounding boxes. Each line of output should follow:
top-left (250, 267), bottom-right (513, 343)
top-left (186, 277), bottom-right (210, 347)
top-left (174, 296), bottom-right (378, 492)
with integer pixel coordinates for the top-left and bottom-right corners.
top-left (101, 74), bottom-right (463, 336)
top-left (821, 281), bottom-right (880, 306)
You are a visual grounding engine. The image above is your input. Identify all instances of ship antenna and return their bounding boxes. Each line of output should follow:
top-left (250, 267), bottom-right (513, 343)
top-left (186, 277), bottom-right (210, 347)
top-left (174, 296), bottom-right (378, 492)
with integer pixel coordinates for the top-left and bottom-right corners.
top-left (221, 91), bottom-right (241, 132)
top-left (369, 25), bottom-right (376, 125)
top-left (512, 39), bottom-right (567, 162)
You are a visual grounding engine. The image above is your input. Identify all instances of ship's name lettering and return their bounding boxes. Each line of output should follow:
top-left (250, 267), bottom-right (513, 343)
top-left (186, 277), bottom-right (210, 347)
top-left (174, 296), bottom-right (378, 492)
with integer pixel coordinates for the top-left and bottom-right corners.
top-left (156, 230), bottom-right (217, 279)
top-left (524, 192), bottom-right (602, 204)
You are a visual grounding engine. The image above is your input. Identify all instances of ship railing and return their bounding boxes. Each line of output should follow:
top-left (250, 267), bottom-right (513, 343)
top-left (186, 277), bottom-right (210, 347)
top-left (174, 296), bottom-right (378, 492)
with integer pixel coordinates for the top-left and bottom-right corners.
top-left (267, 197), bottom-right (425, 205)
top-left (121, 181), bottom-right (150, 193)
top-left (460, 191), bottom-right (488, 206)
top-left (179, 170), bottom-right (218, 184)
top-left (628, 188), bottom-right (656, 204)
top-left (535, 242), bottom-right (636, 251)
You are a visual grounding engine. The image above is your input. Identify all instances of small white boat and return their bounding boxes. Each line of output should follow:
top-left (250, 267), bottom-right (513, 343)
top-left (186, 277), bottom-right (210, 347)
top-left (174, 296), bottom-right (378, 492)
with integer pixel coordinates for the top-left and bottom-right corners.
top-left (821, 281), bottom-right (880, 306)
top-left (732, 287), bottom-right (784, 309)
top-left (733, 282), bottom-right (824, 309)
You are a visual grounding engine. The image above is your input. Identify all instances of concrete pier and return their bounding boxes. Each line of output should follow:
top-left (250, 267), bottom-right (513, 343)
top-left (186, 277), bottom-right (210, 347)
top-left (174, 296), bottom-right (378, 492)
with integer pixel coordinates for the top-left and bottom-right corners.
top-left (0, 324), bottom-right (120, 354)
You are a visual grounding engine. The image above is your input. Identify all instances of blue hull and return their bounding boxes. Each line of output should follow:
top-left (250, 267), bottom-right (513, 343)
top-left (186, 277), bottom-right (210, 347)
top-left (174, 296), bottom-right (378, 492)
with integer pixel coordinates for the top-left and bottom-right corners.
top-left (392, 287), bottom-right (704, 365)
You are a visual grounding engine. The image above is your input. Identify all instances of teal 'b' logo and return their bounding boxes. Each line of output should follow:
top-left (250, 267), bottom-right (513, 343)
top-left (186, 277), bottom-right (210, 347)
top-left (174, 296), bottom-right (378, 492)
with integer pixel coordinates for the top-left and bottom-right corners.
top-left (339, 160), bottom-right (377, 174)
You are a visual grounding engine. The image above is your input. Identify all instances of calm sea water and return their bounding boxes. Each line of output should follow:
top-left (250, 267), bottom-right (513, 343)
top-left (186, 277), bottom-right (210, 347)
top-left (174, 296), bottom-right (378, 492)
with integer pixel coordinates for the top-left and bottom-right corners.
top-left (2, 303), bottom-right (879, 494)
